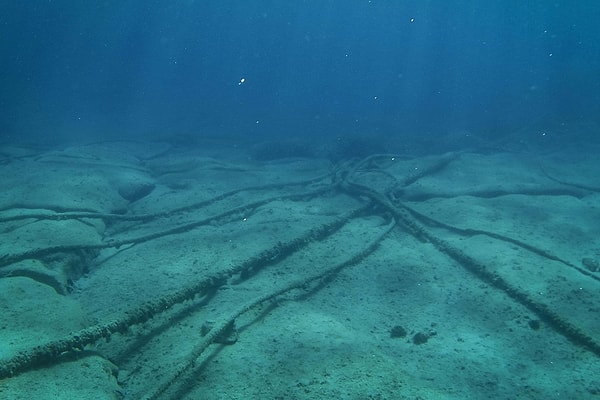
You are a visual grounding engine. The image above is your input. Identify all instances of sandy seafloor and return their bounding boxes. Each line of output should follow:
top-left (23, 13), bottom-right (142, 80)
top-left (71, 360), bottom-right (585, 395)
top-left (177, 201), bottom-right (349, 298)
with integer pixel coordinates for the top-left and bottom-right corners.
top-left (1, 135), bottom-right (600, 399)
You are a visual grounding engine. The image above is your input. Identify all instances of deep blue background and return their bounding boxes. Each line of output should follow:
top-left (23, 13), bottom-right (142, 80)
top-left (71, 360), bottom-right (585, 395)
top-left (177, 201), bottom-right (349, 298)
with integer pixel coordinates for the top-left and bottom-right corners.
top-left (1, 1), bottom-right (599, 146)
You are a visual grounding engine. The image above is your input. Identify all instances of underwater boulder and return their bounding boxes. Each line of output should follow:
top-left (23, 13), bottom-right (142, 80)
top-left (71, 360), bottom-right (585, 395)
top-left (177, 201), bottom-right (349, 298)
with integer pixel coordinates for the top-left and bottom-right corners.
top-left (117, 180), bottom-right (155, 203)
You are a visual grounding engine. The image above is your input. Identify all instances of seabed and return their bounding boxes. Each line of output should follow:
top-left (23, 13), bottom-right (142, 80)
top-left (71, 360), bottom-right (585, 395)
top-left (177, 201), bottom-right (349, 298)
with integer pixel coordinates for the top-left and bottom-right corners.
top-left (1, 138), bottom-right (599, 399)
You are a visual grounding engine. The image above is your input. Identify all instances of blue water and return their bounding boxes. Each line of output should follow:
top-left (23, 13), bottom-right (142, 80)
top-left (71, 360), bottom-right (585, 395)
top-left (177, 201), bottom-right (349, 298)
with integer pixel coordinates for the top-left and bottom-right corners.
top-left (1, 1), bottom-right (599, 147)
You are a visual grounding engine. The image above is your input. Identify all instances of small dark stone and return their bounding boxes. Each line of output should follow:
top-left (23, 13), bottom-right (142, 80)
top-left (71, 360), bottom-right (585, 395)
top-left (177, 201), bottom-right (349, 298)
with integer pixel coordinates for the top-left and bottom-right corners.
top-left (582, 258), bottom-right (599, 272)
top-left (528, 319), bottom-right (541, 330)
top-left (413, 332), bottom-right (429, 345)
top-left (390, 325), bottom-right (407, 338)
top-left (200, 321), bottom-right (214, 337)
